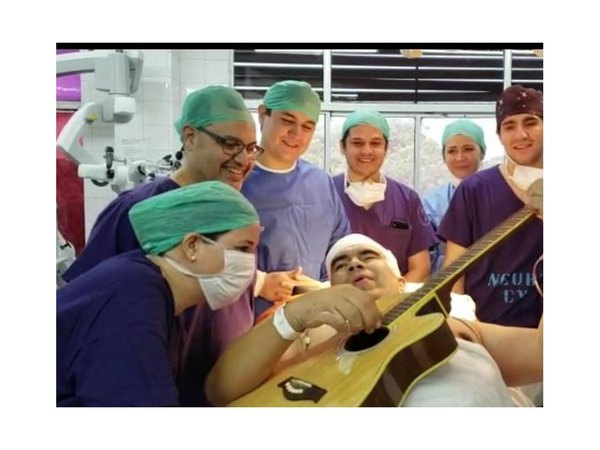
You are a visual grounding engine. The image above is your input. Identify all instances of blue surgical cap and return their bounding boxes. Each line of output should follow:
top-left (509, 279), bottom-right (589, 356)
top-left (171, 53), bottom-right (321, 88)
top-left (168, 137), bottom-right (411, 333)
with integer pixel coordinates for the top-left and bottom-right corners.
top-left (441, 119), bottom-right (487, 158)
top-left (130, 181), bottom-right (259, 255)
top-left (342, 110), bottom-right (390, 139)
top-left (263, 80), bottom-right (321, 122)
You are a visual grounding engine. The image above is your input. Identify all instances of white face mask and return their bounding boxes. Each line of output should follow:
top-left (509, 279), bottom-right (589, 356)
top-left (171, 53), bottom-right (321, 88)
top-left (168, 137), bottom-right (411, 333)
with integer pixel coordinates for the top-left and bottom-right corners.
top-left (344, 172), bottom-right (387, 208)
top-left (165, 236), bottom-right (256, 310)
top-left (505, 158), bottom-right (543, 190)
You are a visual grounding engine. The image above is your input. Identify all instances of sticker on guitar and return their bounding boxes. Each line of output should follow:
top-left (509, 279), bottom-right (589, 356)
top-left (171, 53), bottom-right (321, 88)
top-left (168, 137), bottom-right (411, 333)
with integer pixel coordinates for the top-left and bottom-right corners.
top-left (277, 377), bottom-right (327, 403)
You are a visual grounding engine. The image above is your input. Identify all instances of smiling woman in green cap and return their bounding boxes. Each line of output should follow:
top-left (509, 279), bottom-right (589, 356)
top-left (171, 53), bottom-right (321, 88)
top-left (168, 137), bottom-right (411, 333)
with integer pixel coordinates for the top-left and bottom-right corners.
top-left (423, 119), bottom-right (486, 272)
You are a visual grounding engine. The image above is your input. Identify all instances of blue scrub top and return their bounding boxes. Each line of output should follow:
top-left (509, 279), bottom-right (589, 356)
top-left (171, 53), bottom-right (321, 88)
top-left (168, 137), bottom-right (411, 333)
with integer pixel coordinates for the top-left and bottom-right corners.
top-left (437, 166), bottom-right (543, 328)
top-left (58, 249), bottom-right (256, 407)
top-left (242, 160), bottom-right (351, 317)
top-left (57, 250), bottom-right (182, 406)
top-left (423, 182), bottom-right (455, 272)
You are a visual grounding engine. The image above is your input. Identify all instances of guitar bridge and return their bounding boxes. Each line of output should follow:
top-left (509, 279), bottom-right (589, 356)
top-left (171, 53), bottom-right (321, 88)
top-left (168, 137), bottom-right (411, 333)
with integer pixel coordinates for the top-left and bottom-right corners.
top-left (277, 377), bottom-right (327, 403)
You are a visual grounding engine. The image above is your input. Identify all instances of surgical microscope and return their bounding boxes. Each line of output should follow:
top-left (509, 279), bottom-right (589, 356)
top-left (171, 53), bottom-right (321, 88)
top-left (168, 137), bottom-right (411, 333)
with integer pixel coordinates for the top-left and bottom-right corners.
top-left (56, 50), bottom-right (173, 285)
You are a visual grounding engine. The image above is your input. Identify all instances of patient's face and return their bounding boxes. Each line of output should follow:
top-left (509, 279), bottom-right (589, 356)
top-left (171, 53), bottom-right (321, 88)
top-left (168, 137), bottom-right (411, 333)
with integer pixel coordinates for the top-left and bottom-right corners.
top-left (329, 245), bottom-right (404, 299)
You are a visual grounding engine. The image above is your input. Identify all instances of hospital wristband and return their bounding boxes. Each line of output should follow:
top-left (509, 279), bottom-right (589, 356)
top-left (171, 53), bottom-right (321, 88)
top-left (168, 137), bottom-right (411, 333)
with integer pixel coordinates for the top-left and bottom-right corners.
top-left (273, 305), bottom-right (302, 341)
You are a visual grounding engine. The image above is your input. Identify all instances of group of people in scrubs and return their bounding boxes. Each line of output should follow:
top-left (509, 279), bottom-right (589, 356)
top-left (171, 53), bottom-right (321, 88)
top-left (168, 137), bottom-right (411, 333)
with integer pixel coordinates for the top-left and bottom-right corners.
top-left (56, 77), bottom-right (543, 406)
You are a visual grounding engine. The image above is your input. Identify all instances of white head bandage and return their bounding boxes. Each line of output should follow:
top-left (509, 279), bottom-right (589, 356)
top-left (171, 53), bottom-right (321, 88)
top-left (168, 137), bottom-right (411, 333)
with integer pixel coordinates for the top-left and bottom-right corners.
top-left (325, 234), bottom-right (401, 279)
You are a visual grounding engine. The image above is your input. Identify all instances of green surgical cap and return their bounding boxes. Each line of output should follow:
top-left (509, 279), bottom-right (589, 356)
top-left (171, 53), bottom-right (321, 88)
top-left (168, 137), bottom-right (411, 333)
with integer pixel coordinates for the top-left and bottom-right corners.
top-left (129, 181), bottom-right (259, 255)
top-left (263, 80), bottom-right (321, 122)
top-left (342, 109), bottom-right (390, 139)
top-left (441, 119), bottom-right (487, 158)
top-left (174, 85), bottom-right (253, 141)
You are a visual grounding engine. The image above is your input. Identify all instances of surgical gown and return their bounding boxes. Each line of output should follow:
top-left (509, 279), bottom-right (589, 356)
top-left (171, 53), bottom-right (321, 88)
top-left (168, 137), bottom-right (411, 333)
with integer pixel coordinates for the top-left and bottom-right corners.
top-left (57, 250), bottom-right (255, 406)
top-left (332, 174), bottom-right (437, 275)
top-left (57, 250), bottom-right (182, 406)
top-left (437, 166), bottom-right (543, 327)
top-left (242, 160), bottom-right (351, 317)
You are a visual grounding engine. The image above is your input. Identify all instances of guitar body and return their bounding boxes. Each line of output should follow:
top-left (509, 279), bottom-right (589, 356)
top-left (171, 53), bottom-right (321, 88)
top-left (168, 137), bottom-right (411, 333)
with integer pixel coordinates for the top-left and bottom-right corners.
top-left (230, 309), bottom-right (457, 407)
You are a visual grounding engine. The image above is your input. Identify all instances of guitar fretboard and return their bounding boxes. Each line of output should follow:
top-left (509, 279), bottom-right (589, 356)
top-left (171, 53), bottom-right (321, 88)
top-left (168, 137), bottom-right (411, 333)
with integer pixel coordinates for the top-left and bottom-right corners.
top-left (382, 207), bottom-right (535, 325)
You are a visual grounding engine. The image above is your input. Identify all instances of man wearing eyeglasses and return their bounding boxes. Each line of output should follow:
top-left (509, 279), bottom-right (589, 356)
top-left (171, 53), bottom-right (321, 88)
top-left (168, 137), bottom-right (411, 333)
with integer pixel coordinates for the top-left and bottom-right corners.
top-left (241, 80), bottom-right (352, 319)
top-left (62, 85), bottom-right (259, 282)
top-left (176, 121), bottom-right (264, 193)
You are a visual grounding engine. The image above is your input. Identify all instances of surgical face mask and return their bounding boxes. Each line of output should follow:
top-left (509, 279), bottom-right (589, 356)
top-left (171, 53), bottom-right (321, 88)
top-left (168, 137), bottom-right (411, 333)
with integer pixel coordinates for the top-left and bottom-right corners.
top-left (344, 172), bottom-right (387, 208)
top-left (165, 236), bottom-right (256, 310)
top-left (504, 157), bottom-right (543, 191)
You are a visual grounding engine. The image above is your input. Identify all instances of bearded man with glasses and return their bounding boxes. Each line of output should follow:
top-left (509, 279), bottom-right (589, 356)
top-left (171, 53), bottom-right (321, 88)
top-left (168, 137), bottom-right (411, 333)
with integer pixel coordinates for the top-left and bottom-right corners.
top-left (181, 124), bottom-right (264, 191)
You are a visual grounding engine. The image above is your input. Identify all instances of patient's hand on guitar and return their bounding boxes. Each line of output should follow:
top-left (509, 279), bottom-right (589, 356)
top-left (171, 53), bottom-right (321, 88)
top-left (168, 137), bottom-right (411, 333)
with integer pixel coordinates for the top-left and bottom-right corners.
top-left (285, 284), bottom-right (382, 335)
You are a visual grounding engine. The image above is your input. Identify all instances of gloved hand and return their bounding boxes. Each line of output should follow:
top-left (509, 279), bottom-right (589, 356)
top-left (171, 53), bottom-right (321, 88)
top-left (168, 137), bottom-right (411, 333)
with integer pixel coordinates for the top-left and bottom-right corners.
top-left (284, 284), bottom-right (382, 334)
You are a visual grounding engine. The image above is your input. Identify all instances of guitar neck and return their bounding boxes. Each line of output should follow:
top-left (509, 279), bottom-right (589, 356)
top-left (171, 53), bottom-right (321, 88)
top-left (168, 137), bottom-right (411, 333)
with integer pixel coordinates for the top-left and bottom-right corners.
top-left (382, 207), bottom-right (536, 325)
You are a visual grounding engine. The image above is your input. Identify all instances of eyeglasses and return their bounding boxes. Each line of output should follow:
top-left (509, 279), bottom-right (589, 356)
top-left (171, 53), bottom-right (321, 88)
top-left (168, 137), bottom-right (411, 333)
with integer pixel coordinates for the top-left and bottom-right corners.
top-left (195, 127), bottom-right (264, 160)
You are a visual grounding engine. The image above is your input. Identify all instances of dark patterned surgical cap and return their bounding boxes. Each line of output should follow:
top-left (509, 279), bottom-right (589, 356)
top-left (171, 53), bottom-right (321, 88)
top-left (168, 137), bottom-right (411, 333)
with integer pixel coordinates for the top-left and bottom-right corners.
top-left (496, 85), bottom-right (543, 131)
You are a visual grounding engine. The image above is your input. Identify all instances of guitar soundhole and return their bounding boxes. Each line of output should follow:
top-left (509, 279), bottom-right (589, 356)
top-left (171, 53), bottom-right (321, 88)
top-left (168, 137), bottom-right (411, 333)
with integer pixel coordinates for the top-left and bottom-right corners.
top-left (343, 327), bottom-right (390, 352)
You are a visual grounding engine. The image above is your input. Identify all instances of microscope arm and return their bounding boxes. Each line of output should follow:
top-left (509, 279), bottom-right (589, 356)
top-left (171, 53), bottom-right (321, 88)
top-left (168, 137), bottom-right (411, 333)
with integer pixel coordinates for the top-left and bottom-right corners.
top-left (56, 102), bottom-right (102, 165)
top-left (56, 50), bottom-right (144, 166)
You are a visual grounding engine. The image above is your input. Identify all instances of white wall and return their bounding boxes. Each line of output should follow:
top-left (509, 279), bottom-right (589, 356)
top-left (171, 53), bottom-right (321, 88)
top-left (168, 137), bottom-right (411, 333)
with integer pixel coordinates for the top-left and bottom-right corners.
top-left (81, 49), bottom-right (233, 239)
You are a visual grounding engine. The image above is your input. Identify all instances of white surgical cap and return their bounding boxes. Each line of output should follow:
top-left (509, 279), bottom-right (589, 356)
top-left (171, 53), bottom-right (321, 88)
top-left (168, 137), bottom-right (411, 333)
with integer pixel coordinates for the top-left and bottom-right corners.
top-left (325, 234), bottom-right (401, 279)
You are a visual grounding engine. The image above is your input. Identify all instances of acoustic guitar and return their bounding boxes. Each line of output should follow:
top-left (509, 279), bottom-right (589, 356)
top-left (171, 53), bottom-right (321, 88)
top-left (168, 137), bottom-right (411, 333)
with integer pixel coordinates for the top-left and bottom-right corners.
top-left (230, 206), bottom-right (537, 407)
